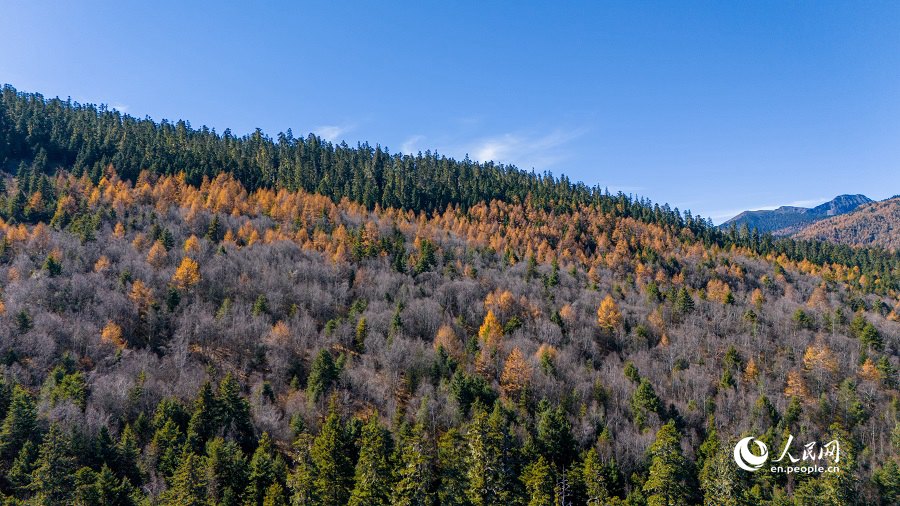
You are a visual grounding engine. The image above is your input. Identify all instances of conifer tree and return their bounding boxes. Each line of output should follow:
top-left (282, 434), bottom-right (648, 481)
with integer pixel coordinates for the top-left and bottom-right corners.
top-left (311, 407), bottom-right (353, 506)
top-left (161, 451), bottom-right (207, 506)
top-left (392, 422), bottom-right (436, 506)
top-left (246, 432), bottom-right (283, 506)
top-left (436, 428), bottom-right (469, 506)
top-left (643, 421), bottom-right (689, 506)
top-left (582, 447), bottom-right (611, 505)
top-left (522, 455), bottom-right (554, 506)
top-left (186, 381), bottom-right (220, 453)
top-left (28, 424), bottom-right (75, 506)
top-left (467, 403), bottom-right (515, 506)
top-left (204, 437), bottom-right (248, 506)
top-left (0, 385), bottom-right (37, 465)
top-left (348, 416), bottom-right (394, 506)
top-left (307, 349), bottom-right (339, 403)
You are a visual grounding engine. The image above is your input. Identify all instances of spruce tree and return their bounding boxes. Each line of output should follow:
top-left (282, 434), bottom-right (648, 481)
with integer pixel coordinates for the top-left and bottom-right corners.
top-left (161, 451), bottom-right (207, 506)
top-left (28, 424), bottom-right (75, 506)
top-left (643, 421), bottom-right (689, 506)
top-left (311, 407), bottom-right (353, 506)
top-left (204, 437), bottom-right (248, 506)
top-left (522, 456), bottom-right (554, 506)
top-left (436, 428), bottom-right (469, 506)
top-left (348, 416), bottom-right (394, 506)
top-left (392, 422), bottom-right (436, 506)
top-left (0, 385), bottom-right (37, 465)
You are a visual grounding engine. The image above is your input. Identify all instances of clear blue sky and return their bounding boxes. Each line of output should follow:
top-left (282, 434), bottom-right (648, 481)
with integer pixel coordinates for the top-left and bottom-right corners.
top-left (3, 1), bottom-right (899, 223)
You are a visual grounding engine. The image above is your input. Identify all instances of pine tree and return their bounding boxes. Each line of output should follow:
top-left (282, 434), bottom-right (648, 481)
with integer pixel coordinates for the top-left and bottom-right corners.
top-left (466, 403), bottom-right (515, 506)
top-left (246, 432), bottom-right (283, 506)
top-left (7, 439), bottom-right (37, 493)
top-left (0, 385), bottom-right (37, 465)
top-left (643, 421), bottom-right (689, 506)
top-left (392, 422), bottom-right (436, 506)
top-left (436, 428), bottom-right (469, 506)
top-left (186, 381), bottom-right (220, 453)
top-left (349, 416), bottom-right (394, 506)
top-left (354, 317), bottom-right (368, 353)
top-left (307, 349), bottom-right (339, 403)
top-left (217, 373), bottom-right (255, 451)
top-left (630, 378), bottom-right (662, 430)
top-left (674, 287), bottom-right (694, 316)
top-left (288, 433), bottom-right (317, 505)
top-left (582, 447), bottom-right (611, 505)
top-left (206, 214), bottom-right (222, 242)
top-left (161, 451), bottom-right (207, 506)
top-left (115, 424), bottom-right (143, 486)
top-left (28, 424), bottom-right (75, 506)
top-left (204, 437), bottom-right (248, 506)
top-left (522, 456), bottom-right (554, 506)
top-left (150, 418), bottom-right (184, 478)
top-left (311, 407), bottom-right (353, 506)
top-left (536, 402), bottom-right (576, 469)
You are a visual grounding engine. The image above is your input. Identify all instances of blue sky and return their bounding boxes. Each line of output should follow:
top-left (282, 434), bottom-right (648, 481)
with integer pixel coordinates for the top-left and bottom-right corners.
top-left (2, 1), bottom-right (899, 223)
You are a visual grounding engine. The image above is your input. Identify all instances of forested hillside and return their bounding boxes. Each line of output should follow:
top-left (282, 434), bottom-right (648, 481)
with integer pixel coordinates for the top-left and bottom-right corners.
top-left (793, 198), bottom-right (900, 251)
top-left (0, 85), bottom-right (896, 505)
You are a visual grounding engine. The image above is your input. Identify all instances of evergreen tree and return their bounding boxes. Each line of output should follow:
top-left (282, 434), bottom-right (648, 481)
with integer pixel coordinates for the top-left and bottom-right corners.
top-left (204, 437), bottom-right (248, 506)
top-left (245, 432), bottom-right (283, 506)
top-left (186, 381), bottom-right (220, 453)
top-left (0, 385), bottom-right (37, 465)
top-left (217, 373), bottom-right (255, 451)
top-left (311, 407), bottom-right (353, 506)
top-left (535, 401), bottom-right (577, 469)
top-left (115, 424), bottom-right (143, 486)
top-left (161, 451), bottom-right (207, 506)
top-left (643, 421), bottom-right (689, 506)
top-left (582, 447), bottom-right (611, 505)
top-left (522, 455), bottom-right (554, 506)
top-left (392, 422), bottom-right (436, 506)
top-left (348, 416), bottom-right (394, 506)
top-left (674, 287), bottom-right (694, 316)
top-left (307, 349), bottom-right (339, 403)
top-left (28, 424), bottom-right (75, 506)
top-left (287, 433), bottom-right (317, 505)
top-left (436, 428), bottom-right (469, 506)
top-left (466, 403), bottom-right (515, 506)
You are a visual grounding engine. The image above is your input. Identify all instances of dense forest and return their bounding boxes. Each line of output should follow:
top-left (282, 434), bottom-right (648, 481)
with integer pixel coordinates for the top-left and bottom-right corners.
top-left (0, 85), bottom-right (896, 505)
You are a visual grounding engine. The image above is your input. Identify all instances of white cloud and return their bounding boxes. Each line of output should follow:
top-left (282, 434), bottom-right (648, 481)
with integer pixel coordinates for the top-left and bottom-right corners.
top-left (401, 135), bottom-right (425, 154)
top-left (468, 127), bottom-right (587, 170)
top-left (110, 104), bottom-right (129, 113)
top-left (314, 125), bottom-right (351, 143)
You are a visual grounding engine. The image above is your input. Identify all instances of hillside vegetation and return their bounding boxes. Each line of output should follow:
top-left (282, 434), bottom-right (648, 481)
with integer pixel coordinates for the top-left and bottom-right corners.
top-left (793, 198), bottom-right (900, 251)
top-left (0, 85), bottom-right (896, 505)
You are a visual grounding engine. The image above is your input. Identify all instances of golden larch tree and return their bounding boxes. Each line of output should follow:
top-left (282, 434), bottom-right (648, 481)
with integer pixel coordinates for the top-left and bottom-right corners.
top-left (596, 295), bottom-right (622, 331)
top-left (500, 347), bottom-right (532, 400)
top-left (478, 310), bottom-right (504, 349)
top-left (146, 241), bottom-right (168, 268)
top-left (101, 321), bottom-right (126, 349)
top-left (172, 257), bottom-right (201, 290)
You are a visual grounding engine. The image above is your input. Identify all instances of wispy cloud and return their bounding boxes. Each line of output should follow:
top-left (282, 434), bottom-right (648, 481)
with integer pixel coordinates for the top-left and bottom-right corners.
top-left (467, 127), bottom-right (587, 170)
top-left (401, 134), bottom-right (425, 154)
top-left (314, 125), bottom-right (352, 143)
top-left (110, 104), bottom-right (129, 113)
top-left (708, 197), bottom-right (829, 224)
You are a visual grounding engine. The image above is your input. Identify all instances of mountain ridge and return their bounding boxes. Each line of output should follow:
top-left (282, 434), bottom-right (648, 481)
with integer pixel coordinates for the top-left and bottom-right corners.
top-left (722, 194), bottom-right (872, 234)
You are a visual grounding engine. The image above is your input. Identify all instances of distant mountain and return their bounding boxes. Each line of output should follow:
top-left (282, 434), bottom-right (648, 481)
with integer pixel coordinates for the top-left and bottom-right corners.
top-left (722, 194), bottom-right (872, 234)
top-left (792, 197), bottom-right (900, 250)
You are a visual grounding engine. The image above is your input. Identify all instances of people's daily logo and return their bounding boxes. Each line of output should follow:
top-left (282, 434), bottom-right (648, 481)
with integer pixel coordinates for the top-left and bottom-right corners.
top-left (733, 435), bottom-right (840, 474)
top-left (733, 437), bottom-right (768, 471)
